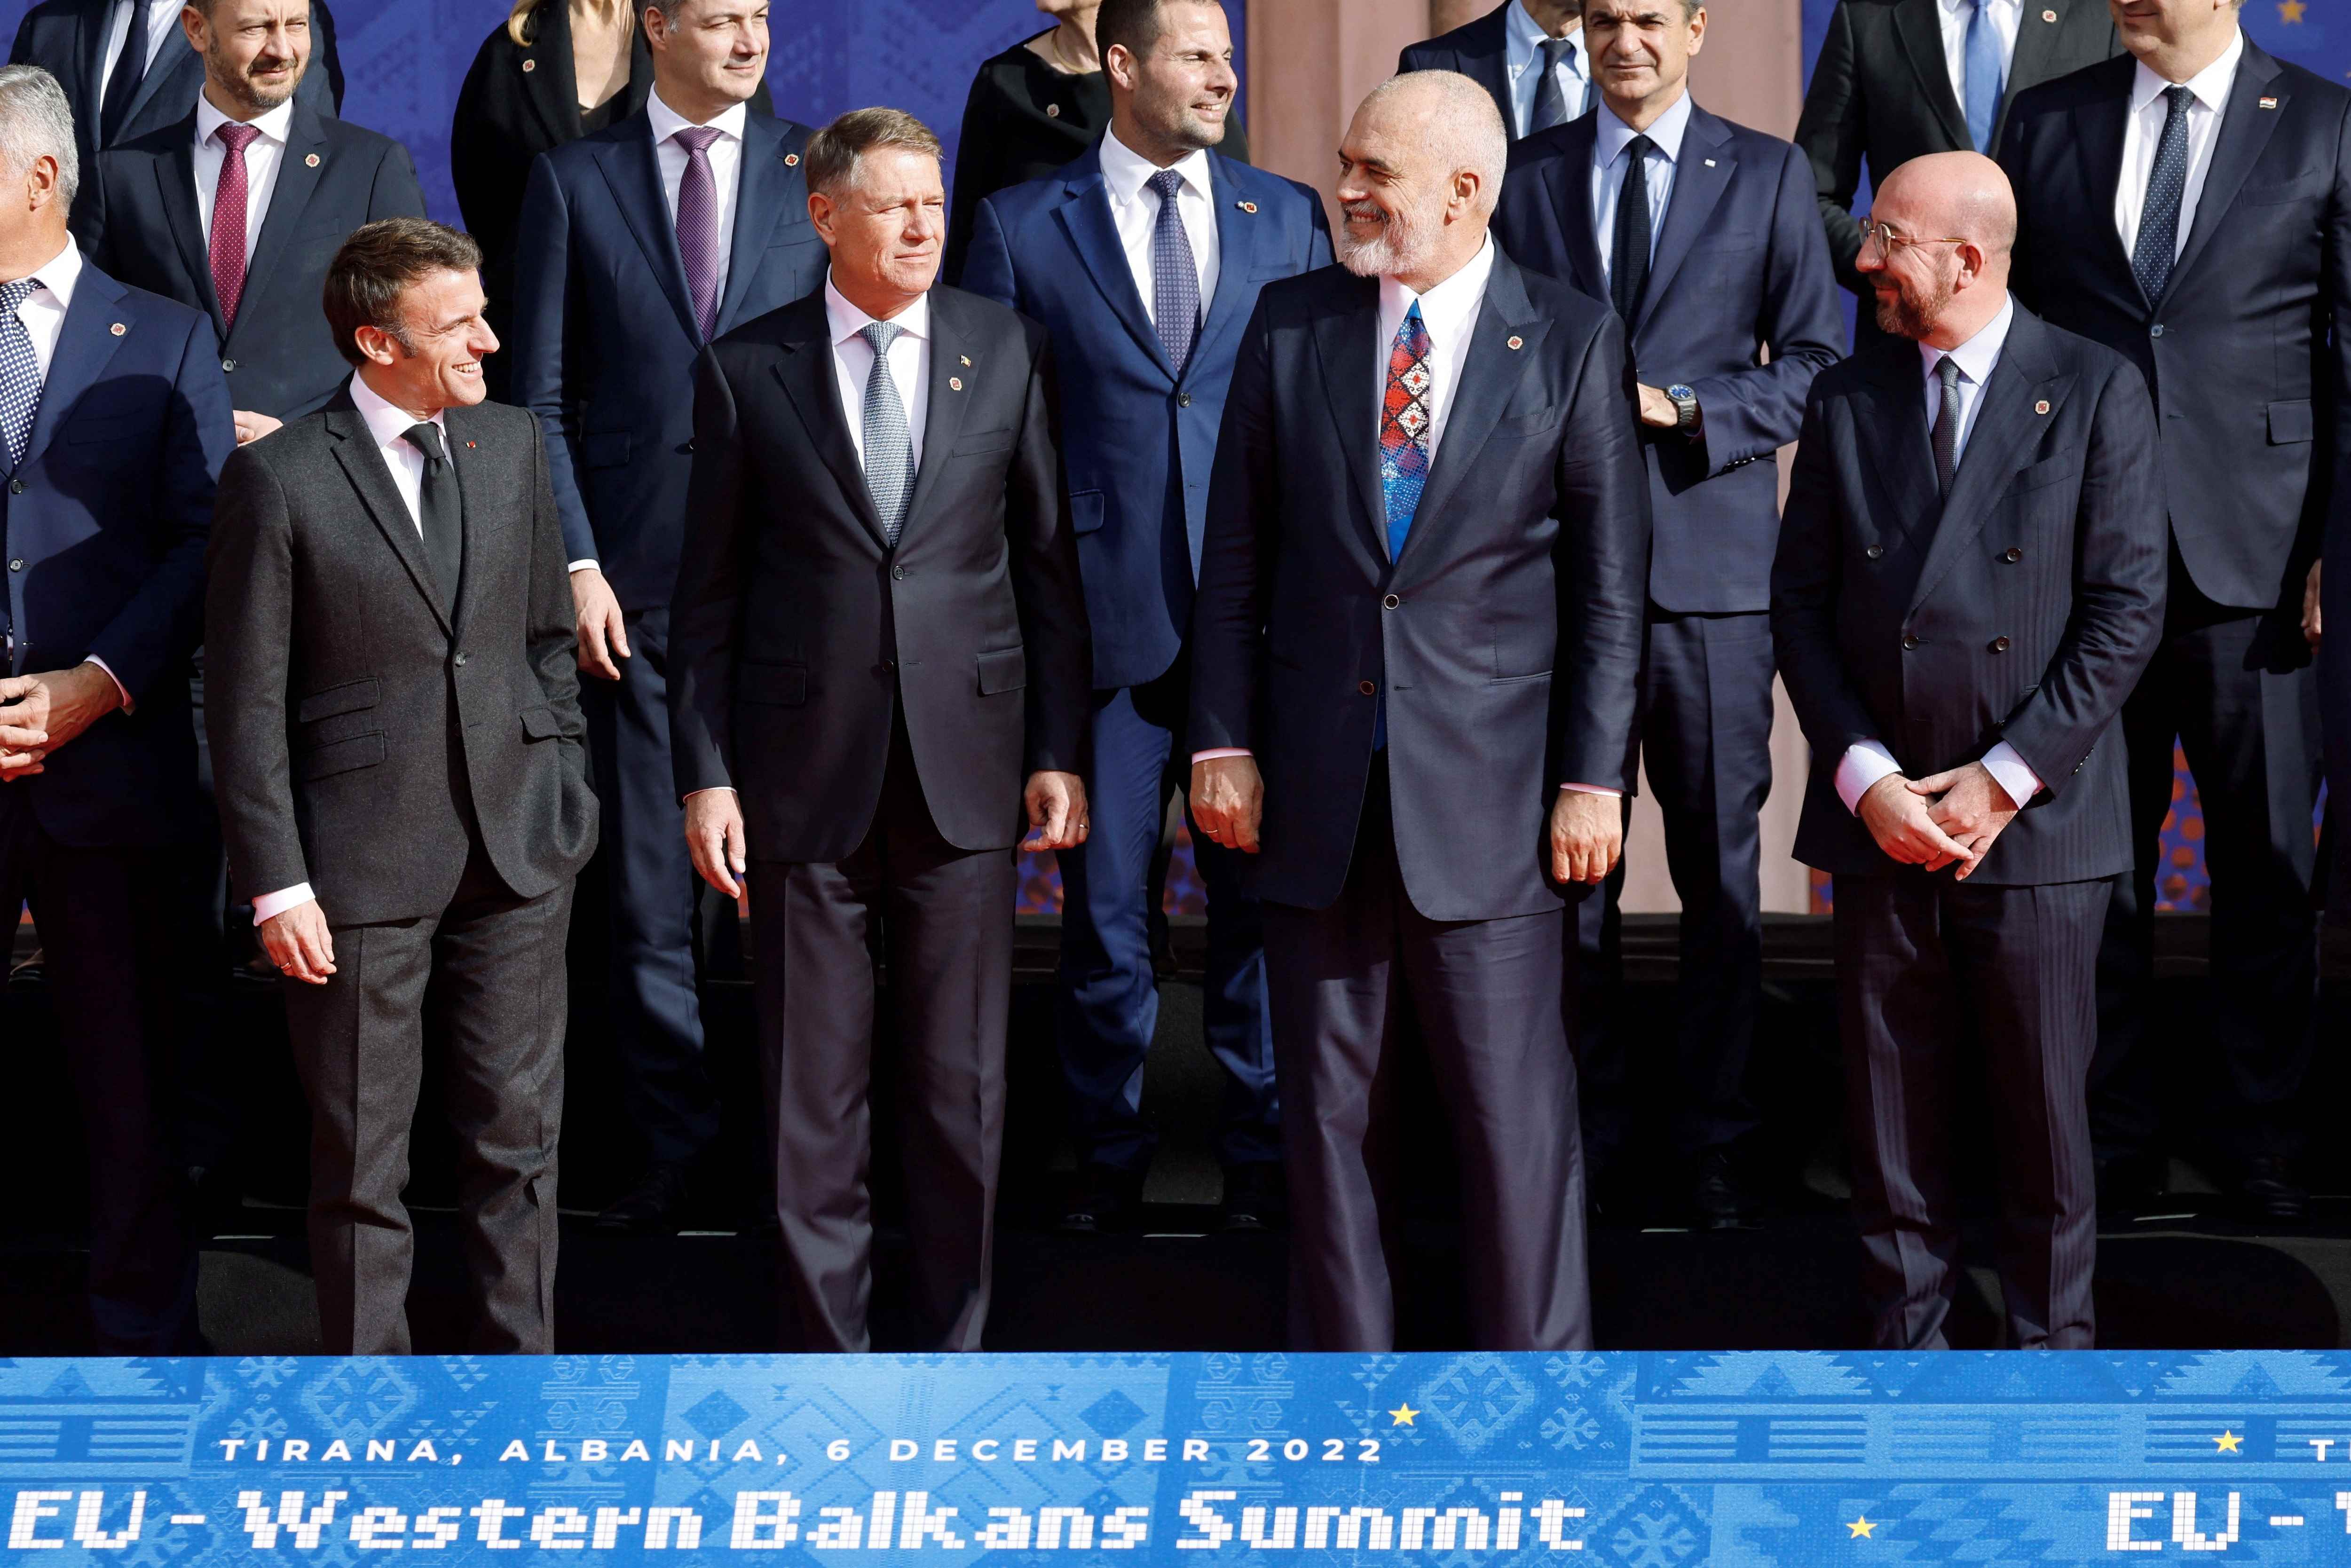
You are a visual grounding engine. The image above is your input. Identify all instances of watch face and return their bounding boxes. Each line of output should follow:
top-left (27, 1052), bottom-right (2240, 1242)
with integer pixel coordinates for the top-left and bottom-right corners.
top-left (1667, 385), bottom-right (1695, 401)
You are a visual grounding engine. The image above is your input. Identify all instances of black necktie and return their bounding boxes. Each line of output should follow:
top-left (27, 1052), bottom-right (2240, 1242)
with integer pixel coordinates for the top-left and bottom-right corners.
top-left (403, 422), bottom-right (463, 618)
top-left (1931, 356), bottom-right (1962, 496)
top-left (99, 0), bottom-right (148, 148)
top-left (1610, 134), bottom-right (1654, 324)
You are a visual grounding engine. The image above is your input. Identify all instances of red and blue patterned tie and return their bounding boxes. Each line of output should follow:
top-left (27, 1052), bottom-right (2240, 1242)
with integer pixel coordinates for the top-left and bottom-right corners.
top-left (1379, 300), bottom-right (1433, 562)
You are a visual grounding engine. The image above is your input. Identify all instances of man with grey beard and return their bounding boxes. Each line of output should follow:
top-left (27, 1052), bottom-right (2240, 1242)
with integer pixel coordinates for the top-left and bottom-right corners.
top-left (1188, 70), bottom-right (1649, 1350)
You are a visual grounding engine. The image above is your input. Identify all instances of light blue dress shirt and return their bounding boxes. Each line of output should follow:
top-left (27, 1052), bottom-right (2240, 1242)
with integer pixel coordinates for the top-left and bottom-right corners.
top-left (1589, 91), bottom-right (1693, 291)
top-left (1504, 0), bottom-right (1592, 136)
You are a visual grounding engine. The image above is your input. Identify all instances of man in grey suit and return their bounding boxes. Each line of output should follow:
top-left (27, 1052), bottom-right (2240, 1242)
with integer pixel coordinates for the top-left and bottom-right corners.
top-left (205, 218), bottom-right (598, 1355)
top-left (1773, 153), bottom-right (2164, 1348)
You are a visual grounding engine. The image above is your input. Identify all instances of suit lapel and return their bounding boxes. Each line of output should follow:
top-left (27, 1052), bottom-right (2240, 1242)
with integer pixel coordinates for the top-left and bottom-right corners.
top-left (1893, 0), bottom-right (1972, 150)
top-left (897, 293), bottom-right (974, 538)
top-left (2075, 63), bottom-right (2136, 283)
top-left (2167, 45), bottom-right (2286, 296)
top-left (230, 105), bottom-right (328, 348)
top-left (516, 0), bottom-right (583, 147)
top-left (72, 0), bottom-right (106, 128)
top-left (1193, 156), bottom-right (1262, 380)
top-left (1054, 154), bottom-right (1178, 382)
top-left (1396, 256), bottom-right (1547, 572)
top-left (20, 268), bottom-right (128, 471)
top-left (593, 121), bottom-right (702, 345)
top-left (443, 404), bottom-right (505, 640)
top-left (1909, 312), bottom-right (2063, 612)
top-left (1634, 108), bottom-right (1733, 333)
top-left (1458, 5), bottom-right (1515, 128)
top-left (1308, 275), bottom-right (1390, 565)
top-left (770, 300), bottom-right (891, 552)
top-left (717, 114), bottom-right (806, 334)
top-left (1543, 115), bottom-right (1606, 294)
top-left (120, 33), bottom-right (199, 143)
top-left (156, 131), bottom-right (222, 335)
top-left (1859, 342), bottom-right (1942, 563)
top-left (326, 403), bottom-right (454, 637)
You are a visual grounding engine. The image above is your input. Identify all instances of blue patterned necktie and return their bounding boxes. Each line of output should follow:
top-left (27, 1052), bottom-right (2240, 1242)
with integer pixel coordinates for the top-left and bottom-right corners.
top-left (1532, 36), bottom-right (1578, 132)
top-left (859, 321), bottom-right (914, 547)
top-left (1146, 168), bottom-right (1201, 376)
top-left (0, 278), bottom-right (46, 472)
top-left (1963, 0), bottom-right (2004, 153)
top-left (2132, 85), bottom-right (2196, 306)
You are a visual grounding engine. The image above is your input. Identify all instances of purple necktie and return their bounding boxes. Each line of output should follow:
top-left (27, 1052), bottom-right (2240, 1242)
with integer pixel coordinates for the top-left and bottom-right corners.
top-left (210, 122), bottom-right (261, 328)
top-left (672, 125), bottom-right (723, 341)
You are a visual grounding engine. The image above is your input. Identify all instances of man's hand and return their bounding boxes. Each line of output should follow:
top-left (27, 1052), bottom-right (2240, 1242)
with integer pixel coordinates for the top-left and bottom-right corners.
top-left (1022, 771), bottom-right (1089, 851)
top-left (232, 409), bottom-right (283, 445)
top-left (1190, 755), bottom-right (1264, 854)
top-left (2304, 559), bottom-right (2322, 649)
top-left (1911, 761), bottom-right (2020, 880)
top-left (571, 567), bottom-right (631, 680)
top-left (0, 666), bottom-right (120, 782)
top-left (1636, 383), bottom-right (1680, 429)
top-left (1857, 771), bottom-right (1974, 872)
top-left (260, 900), bottom-right (336, 985)
top-left (1550, 789), bottom-right (1623, 885)
top-left (685, 788), bottom-right (748, 900)
top-left (0, 674), bottom-right (50, 779)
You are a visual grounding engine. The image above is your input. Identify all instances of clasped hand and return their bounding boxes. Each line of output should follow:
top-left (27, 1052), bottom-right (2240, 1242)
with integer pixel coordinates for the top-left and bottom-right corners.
top-left (0, 665), bottom-right (122, 781)
top-left (1858, 761), bottom-right (2019, 880)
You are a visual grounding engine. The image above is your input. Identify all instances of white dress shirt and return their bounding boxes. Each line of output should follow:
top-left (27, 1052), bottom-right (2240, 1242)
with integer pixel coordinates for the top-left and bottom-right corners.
top-left (1835, 292), bottom-right (2043, 819)
top-left (647, 90), bottom-right (747, 306)
top-left (826, 273), bottom-right (930, 471)
top-left (99, 0), bottom-right (182, 93)
top-left (252, 373), bottom-right (454, 925)
top-left (1936, 0), bottom-right (2023, 118)
top-left (1590, 90), bottom-right (1691, 291)
top-left (2114, 27), bottom-right (2242, 264)
top-left (1504, 0), bottom-right (1592, 137)
top-left (193, 94), bottom-right (295, 263)
top-left (1096, 126), bottom-right (1220, 329)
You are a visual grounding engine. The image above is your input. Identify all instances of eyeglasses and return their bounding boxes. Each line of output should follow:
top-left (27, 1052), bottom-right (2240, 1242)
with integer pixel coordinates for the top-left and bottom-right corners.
top-left (1856, 219), bottom-right (1970, 259)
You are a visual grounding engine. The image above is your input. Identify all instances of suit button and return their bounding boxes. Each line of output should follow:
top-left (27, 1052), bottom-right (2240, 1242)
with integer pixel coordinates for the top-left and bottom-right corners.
top-left (1178, 393), bottom-right (1191, 407)
top-left (683, 440), bottom-right (695, 454)
top-left (221, 358), bottom-right (236, 371)
top-left (882, 660), bottom-right (896, 674)
top-left (1382, 594), bottom-right (1400, 609)
top-left (2003, 547), bottom-right (2022, 562)
top-left (454, 652), bottom-right (468, 667)
top-left (2149, 324), bottom-right (2164, 338)
top-left (892, 566), bottom-right (907, 579)
top-left (6, 559), bottom-right (19, 572)
top-left (1358, 679), bottom-right (1376, 696)
top-left (6, 481), bottom-right (18, 496)
top-left (1991, 636), bottom-right (2011, 652)
top-left (1865, 544), bottom-right (1884, 560)
top-left (1901, 633), bottom-right (1920, 650)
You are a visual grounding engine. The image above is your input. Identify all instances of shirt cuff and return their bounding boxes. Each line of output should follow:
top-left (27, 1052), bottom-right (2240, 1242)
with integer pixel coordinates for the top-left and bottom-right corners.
top-left (568, 559), bottom-right (600, 575)
top-left (1835, 739), bottom-right (1903, 815)
top-left (251, 883), bottom-right (316, 924)
top-left (81, 655), bottom-right (131, 715)
top-left (1559, 783), bottom-right (1622, 794)
top-left (1981, 741), bottom-right (2043, 810)
top-left (1191, 748), bottom-right (1252, 763)
top-left (682, 787), bottom-right (737, 798)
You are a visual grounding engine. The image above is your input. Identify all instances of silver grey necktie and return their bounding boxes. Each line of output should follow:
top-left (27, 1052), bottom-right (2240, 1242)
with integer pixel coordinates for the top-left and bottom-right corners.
top-left (859, 320), bottom-right (913, 546)
top-left (1932, 355), bottom-right (1963, 496)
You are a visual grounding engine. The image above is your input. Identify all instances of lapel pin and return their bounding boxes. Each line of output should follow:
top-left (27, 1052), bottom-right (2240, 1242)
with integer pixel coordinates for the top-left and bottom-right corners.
top-left (2042, 8), bottom-right (2056, 17)
top-left (2260, 96), bottom-right (2279, 109)
top-left (108, 322), bottom-right (125, 336)
top-left (2035, 399), bottom-right (2051, 414)
top-left (959, 355), bottom-right (972, 367)
top-left (305, 153), bottom-right (320, 167)
top-left (785, 152), bottom-right (800, 165)
top-left (1704, 158), bottom-right (1717, 167)
top-left (465, 439), bottom-right (477, 449)
top-left (1046, 103), bottom-right (1061, 118)
top-left (1507, 335), bottom-right (1524, 350)
top-left (1238, 200), bottom-right (1258, 213)
top-left (949, 377), bottom-right (964, 391)
top-left (521, 57), bottom-right (536, 71)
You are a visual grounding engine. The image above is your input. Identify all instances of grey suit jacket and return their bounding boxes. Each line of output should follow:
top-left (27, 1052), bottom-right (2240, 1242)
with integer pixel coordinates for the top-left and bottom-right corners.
top-left (204, 392), bottom-right (597, 926)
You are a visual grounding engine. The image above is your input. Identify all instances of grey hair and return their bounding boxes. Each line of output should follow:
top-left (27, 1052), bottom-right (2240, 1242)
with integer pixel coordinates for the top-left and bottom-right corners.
top-left (1366, 71), bottom-right (1507, 215)
top-left (0, 66), bottom-right (77, 206)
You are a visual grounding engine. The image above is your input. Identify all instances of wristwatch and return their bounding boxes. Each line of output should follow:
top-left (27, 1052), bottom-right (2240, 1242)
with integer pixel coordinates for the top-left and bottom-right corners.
top-left (1666, 384), bottom-right (1700, 434)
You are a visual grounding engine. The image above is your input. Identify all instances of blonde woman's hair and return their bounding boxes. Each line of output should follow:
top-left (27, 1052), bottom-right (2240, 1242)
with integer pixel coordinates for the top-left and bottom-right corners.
top-left (506, 0), bottom-right (637, 49)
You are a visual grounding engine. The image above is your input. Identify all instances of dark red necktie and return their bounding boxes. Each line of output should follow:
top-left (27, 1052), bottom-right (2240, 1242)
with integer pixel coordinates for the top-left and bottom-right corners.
top-left (209, 122), bottom-right (261, 327)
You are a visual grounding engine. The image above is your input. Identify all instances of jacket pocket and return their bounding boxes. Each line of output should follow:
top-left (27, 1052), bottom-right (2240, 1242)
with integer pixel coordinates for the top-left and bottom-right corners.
top-left (2269, 399), bottom-right (2314, 444)
top-left (295, 677), bottom-right (380, 724)
top-left (521, 705), bottom-right (562, 740)
top-left (978, 646), bottom-right (1027, 694)
top-left (2011, 454), bottom-right (2082, 493)
top-left (582, 430), bottom-right (632, 468)
top-left (1069, 488), bottom-right (1106, 535)
top-left (952, 428), bottom-right (1017, 457)
top-left (737, 662), bottom-right (808, 706)
top-left (300, 731), bottom-right (385, 780)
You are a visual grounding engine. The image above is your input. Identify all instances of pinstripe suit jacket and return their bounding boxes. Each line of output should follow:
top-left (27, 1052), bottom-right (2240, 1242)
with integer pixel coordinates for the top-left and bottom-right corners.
top-left (1771, 304), bottom-right (2166, 885)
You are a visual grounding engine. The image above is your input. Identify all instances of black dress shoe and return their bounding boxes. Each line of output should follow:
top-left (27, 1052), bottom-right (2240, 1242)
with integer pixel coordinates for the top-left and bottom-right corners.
top-left (1691, 1148), bottom-right (1751, 1230)
top-left (2236, 1156), bottom-right (2308, 1225)
top-left (596, 1163), bottom-right (693, 1233)
top-left (1057, 1165), bottom-right (1142, 1233)
top-left (1219, 1161), bottom-right (1286, 1231)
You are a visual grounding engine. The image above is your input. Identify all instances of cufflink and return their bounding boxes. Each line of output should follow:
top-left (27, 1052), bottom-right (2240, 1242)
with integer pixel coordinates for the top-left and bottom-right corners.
top-left (305, 153), bottom-right (320, 167)
top-left (1238, 200), bottom-right (1258, 213)
top-left (950, 377), bottom-right (964, 391)
top-left (109, 322), bottom-right (125, 336)
top-left (2035, 399), bottom-right (2050, 414)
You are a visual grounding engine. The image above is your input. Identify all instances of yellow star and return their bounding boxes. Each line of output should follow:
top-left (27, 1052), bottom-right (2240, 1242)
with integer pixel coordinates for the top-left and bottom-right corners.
top-left (1388, 1403), bottom-right (1419, 1426)
top-left (1847, 1516), bottom-right (1877, 1539)
top-left (2215, 1430), bottom-right (2243, 1453)
top-left (2280, 0), bottom-right (2306, 22)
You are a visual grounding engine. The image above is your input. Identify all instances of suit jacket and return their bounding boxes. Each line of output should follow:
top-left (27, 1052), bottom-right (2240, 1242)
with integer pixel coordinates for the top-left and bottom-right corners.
top-left (1494, 101), bottom-right (1843, 612)
top-left (10, 0), bottom-right (342, 176)
top-left (510, 107), bottom-right (827, 611)
top-left (1771, 306), bottom-right (2165, 885)
top-left (3, 257), bottom-right (230, 847)
top-left (1188, 250), bottom-right (1651, 922)
top-left (1795, 0), bottom-right (2118, 339)
top-left (668, 286), bottom-right (1091, 860)
top-left (960, 144), bottom-right (1332, 688)
top-left (80, 102), bottom-right (427, 420)
top-left (205, 394), bottom-right (597, 927)
top-left (1397, 3), bottom-right (1516, 137)
top-left (2002, 41), bottom-right (2351, 613)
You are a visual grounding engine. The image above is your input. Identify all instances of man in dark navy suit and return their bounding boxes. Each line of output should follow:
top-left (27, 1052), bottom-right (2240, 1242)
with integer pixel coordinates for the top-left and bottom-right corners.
top-left (1401, 1), bottom-right (1592, 141)
top-left (0, 63), bottom-right (232, 1352)
top-left (511, 0), bottom-right (828, 1232)
top-left (1774, 152), bottom-right (2163, 1348)
top-left (2000, 0), bottom-right (2351, 1220)
top-left (1493, 0), bottom-right (1842, 1226)
top-left (961, 0), bottom-right (1330, 1233)
top-left (1190, 71), bottom-right (1649, 1350)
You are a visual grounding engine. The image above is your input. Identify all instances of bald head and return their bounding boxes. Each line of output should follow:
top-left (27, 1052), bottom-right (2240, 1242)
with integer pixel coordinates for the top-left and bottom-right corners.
top-left (1858, 151), bottom-right (2015, 347)
top-left (1334, 71), bottom-right (1507, 289)
top-left (1876, 152), bottom-right (2016, 259)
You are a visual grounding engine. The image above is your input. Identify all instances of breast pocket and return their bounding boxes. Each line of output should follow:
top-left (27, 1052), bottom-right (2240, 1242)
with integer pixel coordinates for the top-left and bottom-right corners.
top-left (952, 428), bottom-right (1016, 458)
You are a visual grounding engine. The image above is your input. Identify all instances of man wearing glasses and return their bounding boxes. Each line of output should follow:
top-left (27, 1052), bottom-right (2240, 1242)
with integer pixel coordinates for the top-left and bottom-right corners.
top-left (1773, 152), bottom-right (2163, 1348)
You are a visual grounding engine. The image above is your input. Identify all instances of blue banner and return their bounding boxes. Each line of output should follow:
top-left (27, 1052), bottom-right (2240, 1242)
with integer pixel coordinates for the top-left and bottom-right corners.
top-left (11, 1353), bottom-right (2351, 1560)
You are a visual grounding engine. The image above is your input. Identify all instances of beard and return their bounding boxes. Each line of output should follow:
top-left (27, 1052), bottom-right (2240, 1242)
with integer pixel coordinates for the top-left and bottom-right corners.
top-left (1337, 192), bottom-right (1443, 280)
top-left (1873, 263), bottom-right (1957, 340)
top-left (211, 48), bottom-right (303, 114)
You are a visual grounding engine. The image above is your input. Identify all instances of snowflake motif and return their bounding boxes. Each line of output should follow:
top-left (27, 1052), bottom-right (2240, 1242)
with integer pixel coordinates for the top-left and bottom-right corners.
top-left (1609, 1508), bottom-right (1700, 1568)
top-left (1546, 1352), bottom-right (1607, 1389)
top-left (227, 1407), bottom-right (289, 1443)
top-left (238, 1357), bottom-right (298, 1389)
top-left (1541, 1404), bottom-right (1601, 1450)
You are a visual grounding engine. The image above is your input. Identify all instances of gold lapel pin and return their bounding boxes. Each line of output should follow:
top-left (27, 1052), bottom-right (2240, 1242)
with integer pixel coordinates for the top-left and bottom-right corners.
top-left (949, 377), bottom-right (964, 392)
top-left (1238, 200), bottom-right (1258, 213)
top-left (109, 322), bottom-right (125, 336)
top-left (2035, 399), bottom-right (2051, 414)
top-left (2260, 96), bottom-right (2279, 110)
top-left (521, 57), bottom-right (536, 71)
top-left (1506, 335), bottom-right (1524, 350)
top-left (305, 153), bottom-right (320, 167)
top-left (959, 355), bottom-right (972, 368)
top-left (785, 153), bottom-right (800, 165)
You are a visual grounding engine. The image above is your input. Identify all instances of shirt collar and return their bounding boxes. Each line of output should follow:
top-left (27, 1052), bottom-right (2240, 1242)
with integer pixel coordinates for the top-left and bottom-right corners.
top-left (1920, 290), bottom-right (2016, 388)
top-left (1507, 0), bottom-right (1585, 67)
top-left (13, 239), bottom-right (81, 313)
top-left (1595, 89), bottom-right (1693, 165)
top-left (195, 91), bottom-right (295, 150)
top-left (647, 90), bottom-right (749, 147)
top-left (348, 370), bottom-right (446, 450)
top-left (1941, 0), bottom-right (2018, 16)
top-left (1379, 233), bottom-right (1497, 348)
top-left (825, 272), bottom-right (931, 349)
top-left (2130, 27), bottom-right (2243, 115)
top-left (1098, 125), bottom-right (1215, 207)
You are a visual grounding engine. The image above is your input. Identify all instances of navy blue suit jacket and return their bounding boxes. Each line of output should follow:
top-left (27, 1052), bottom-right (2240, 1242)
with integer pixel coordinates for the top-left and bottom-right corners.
top-left (1494, 102), bottom-right (1843, 613)
top-left (1772, 307), bottom-right (2165, 885)
top-left (4, 256), bottom-right (232, 847)
top-left (510, 108), bottom-right (828, 611)
top-left (1189, 250), bottom-right (1651, 922)
top-left (961, 144), bottom-right (1331, 690)
top-left (81, 102), bottom-right (426, 421)
top-left (1397, 3), bottom-right (1516, 139)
